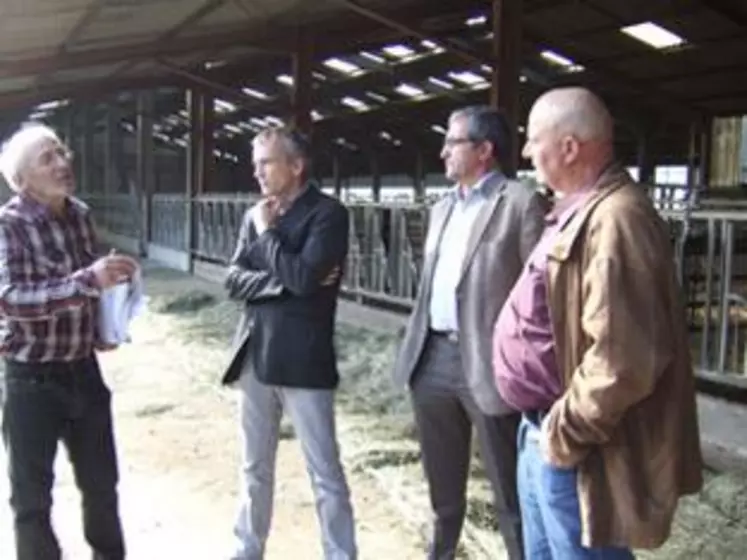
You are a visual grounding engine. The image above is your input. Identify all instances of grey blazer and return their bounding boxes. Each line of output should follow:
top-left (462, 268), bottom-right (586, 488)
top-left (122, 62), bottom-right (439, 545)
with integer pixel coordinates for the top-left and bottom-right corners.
top-left (392, 174), bottom-right (548, 415)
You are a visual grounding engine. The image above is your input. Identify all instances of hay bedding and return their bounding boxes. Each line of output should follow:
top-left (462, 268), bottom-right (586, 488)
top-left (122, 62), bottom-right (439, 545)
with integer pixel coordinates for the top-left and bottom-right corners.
top-left (151, 284), bottom-right (747, 559)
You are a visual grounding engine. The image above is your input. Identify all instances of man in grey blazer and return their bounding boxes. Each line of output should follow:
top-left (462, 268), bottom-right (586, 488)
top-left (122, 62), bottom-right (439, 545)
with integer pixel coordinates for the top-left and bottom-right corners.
top-left (393, 106), bottom-right (547, 559)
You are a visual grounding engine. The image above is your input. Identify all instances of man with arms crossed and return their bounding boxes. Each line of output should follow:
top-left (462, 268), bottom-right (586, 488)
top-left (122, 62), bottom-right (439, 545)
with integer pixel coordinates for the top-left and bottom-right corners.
top-left (493, 87), bottom-right (703, 558)
top-left (223, 126), bottom-right (356, 560)
top-left (0, 123), bottom-right (137, 560)
top-left (393, 106), bottom-right (547, 559)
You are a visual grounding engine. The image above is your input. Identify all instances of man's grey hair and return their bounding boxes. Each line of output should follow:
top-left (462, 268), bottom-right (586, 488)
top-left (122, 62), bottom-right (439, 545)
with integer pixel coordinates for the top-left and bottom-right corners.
top-left (449, 105), bottom-right (512, 168)
top-left (0, 123), bottom-right (60, 192)
top-left (252, 126), bottom-right (312, 174)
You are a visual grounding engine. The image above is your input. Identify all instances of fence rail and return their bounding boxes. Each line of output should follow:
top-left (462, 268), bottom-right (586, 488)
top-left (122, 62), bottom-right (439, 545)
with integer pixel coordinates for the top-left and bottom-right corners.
top-left (77, 184), bottom-right (747, 382)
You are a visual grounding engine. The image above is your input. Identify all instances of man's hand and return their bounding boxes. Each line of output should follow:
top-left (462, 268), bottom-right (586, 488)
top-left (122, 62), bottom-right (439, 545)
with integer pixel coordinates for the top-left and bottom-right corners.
top-left (540, 414), bottom-right (556, 465)
top-left (252, 197), bottom-right (282, 235)
top-left (90, 254), bottom-right (138, 290)
top-left (321, 266), bottom-right (342, 286)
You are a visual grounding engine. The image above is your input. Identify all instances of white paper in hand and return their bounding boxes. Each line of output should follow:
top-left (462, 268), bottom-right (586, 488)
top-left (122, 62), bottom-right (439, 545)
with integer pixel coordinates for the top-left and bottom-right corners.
top-left (97, 268), bottom-right (145, 345)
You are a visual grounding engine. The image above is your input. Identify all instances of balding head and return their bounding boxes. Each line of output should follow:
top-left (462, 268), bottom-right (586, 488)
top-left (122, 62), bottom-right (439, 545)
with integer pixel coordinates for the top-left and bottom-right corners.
top-left (523, 87), bottom-right (615, 193)
top-left (531, 87), bottom-right (613, 143)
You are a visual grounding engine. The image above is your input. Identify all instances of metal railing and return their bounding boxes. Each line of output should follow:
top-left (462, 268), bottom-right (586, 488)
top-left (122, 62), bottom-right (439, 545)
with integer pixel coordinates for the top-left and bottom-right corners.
top-left (76, 184), bottom-right (747, 381)
top-left (151, 194), bottom-right (188, 250)
top-left (664, 210), bottom-right (747, 380)
top-left (83, 194), bottom-right (141, 239)
top-left (194, 194), bottom-right (256, 263)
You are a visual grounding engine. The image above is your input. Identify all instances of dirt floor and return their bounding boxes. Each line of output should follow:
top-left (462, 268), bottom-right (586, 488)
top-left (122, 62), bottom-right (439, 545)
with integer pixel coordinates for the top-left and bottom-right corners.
top-left (2, 266), bottom-right (747, 559)
top-left (0, 268), bottom-right (427, 560)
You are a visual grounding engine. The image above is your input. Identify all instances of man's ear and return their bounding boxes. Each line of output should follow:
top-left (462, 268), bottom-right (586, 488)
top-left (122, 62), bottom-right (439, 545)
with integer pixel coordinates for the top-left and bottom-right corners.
top-left (291, 158), bottom-right (305, 180)
top-left (478, 140), bottom-right (496, 165)
top-left (11, 171), bottom-right (23, 191)
top-left (561, 136), bottom-right (581, 166)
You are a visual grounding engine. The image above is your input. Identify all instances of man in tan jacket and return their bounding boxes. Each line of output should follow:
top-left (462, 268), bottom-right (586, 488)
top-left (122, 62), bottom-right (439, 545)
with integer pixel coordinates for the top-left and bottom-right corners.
top-left (493, 87), bottom-right (703, 558)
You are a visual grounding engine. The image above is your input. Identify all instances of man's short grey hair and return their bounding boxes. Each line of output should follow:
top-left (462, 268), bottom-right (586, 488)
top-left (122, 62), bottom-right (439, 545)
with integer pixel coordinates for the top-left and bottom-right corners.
top-left (449, 105), bottom-right (512, 168)
top-left (252, 126), bottom-right (312, 173)
top-left (0, 123), bottom-right (60, 192)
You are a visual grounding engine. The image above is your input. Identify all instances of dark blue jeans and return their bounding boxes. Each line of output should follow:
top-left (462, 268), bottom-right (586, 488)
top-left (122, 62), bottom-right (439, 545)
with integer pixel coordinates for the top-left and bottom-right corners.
top-left (1, 356), bottom-right (125, 560)
top-left (517, 416), bottom-right (634, 560)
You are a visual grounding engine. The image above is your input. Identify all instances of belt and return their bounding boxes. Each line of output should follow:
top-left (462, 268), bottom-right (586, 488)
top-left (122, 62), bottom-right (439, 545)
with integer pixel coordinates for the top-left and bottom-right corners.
top-left (428, 328), bottom-right (459, 343)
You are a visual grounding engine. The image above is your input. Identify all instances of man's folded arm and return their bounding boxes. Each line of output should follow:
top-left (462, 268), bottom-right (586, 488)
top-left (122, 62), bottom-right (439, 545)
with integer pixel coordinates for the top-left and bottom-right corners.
top-left (225, 208), bottom-right (285, 302)
top-left (0, 222), bottom-right (100, 321)
top-left (245, 203), bottom-right (349, 297)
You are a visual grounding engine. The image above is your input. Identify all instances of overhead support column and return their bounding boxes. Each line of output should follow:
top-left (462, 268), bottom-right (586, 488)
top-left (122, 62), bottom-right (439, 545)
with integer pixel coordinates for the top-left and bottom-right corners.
top-left (291, 27), bottom-right (313, 136)
top-left (80, 106), bottom-right (93, 194)
top-left (185, 89), bottom-right (214, 270)
top-left (700, 118), bottom-right (713, 189)
top-left (371, 153), bottom-right (381, 203)
top-left (490, 0), bottom-right (523, 177)
top-left (104, 101), bottom-right (119, 194)
top-left (188, 91), bottom-right (215, 194)
top-left (414, 151), bottom-right (426, 203)
top-left (687, 122), bottom-right (700, 192)
top-left (63, 109), bottom-right (75, 148)
top-left (200, 94), bottom-right (215, 193)
top-left (333, 154), bottom-right (342, 199)
top-left (636, 129), bottom-right (656, 185)
top-left (136, 91), bottom-right (155, 256)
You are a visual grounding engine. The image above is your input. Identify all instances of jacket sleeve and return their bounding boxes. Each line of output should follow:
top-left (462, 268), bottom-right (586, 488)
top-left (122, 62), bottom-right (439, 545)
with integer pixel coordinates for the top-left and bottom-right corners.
top-left (545, 205), bottom-right (675, 468)
top-left (519, 189), bottom-right (548, 263)
top-left (0, 221), bottom-right (99, 322)
top-left (224, 207), bottom-right (285, 302)
top-left (245, 202), bottom-right (349, 297)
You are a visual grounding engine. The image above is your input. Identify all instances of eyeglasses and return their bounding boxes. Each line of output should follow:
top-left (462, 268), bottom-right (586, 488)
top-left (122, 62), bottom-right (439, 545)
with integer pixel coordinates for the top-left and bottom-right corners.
top-left (442, 136), bottom-right (476, 148)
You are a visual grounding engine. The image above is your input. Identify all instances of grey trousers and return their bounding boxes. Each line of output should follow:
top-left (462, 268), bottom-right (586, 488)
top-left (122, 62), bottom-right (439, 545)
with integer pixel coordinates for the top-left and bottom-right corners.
top-left (410, 334), bottom-right (524, 560)
top-left (231, 369), bottom-right (357, 560)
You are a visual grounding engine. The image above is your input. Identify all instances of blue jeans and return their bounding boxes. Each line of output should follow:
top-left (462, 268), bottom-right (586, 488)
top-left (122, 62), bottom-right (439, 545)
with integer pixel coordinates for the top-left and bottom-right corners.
top-left (517, 416), bottom-right (634, 559)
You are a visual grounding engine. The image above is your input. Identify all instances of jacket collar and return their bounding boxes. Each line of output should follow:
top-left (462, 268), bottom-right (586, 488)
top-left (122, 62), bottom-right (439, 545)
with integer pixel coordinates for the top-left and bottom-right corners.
top-left (458, 172), bottom-right (509, 281)
top-left (547, 163), bottom-right (632, 262)
top-left (274, 181), bottom-right (319, 225)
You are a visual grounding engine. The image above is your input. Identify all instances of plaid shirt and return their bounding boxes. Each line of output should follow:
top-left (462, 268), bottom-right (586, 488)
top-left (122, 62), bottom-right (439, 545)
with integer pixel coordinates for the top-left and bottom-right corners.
top-left (0, 194), bottom-right (101, 363)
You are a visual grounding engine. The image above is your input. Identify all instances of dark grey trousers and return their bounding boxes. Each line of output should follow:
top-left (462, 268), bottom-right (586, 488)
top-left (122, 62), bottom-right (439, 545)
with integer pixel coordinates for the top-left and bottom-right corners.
top-left (410, 334), bottom-right (523, 560)
top-left (1, 357), bottom-right (125, 560)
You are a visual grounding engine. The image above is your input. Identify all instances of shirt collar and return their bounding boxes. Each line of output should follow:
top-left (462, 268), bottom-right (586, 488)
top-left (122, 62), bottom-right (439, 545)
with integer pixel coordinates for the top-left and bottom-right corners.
top-left (545, 190), bottom-right (591, 230)
top-left (452, 169), bottom-right (503, 202)
top-left (15, 192), bottom-right (84, 223)
top-left (544, 161), bottom-right (619, 227)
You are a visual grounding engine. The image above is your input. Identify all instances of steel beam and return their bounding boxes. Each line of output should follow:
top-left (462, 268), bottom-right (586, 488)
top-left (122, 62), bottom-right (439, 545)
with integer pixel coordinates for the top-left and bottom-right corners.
top-left (291, 27), bottom-right (313, 135)
top-left (334, 0), bottom-right (488, 67)
top-left (136, 91), bottom-right (155, 254)
top-left (491, 0), bottom-right (522, 176)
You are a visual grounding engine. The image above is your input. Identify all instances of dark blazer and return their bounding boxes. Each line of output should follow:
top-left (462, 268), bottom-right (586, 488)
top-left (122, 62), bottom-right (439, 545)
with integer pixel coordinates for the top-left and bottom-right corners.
top-left (392, 174), bottom-right (548, 415)
top-left (221, 185), bottom-right (349, 389)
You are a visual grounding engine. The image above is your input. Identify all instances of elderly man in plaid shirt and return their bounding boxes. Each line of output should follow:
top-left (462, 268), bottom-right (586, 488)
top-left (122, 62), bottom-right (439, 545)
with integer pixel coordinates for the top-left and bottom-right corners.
top-left (0, 123), bottom-right (138, 560)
